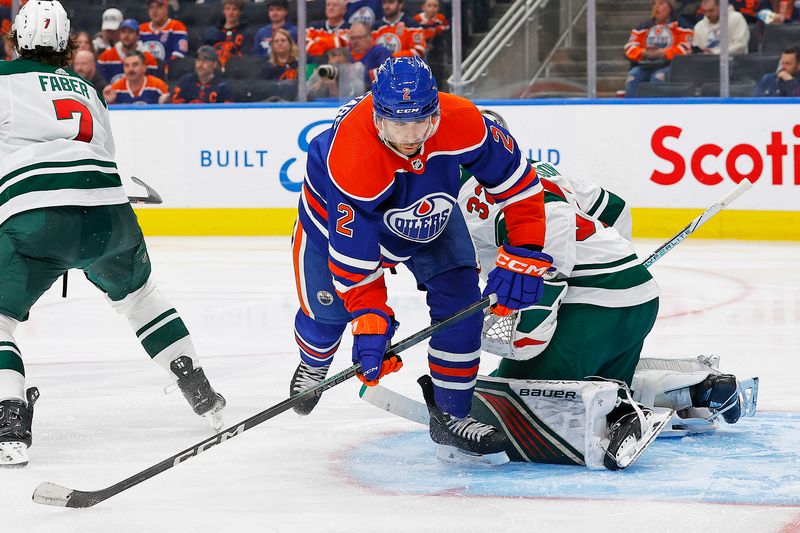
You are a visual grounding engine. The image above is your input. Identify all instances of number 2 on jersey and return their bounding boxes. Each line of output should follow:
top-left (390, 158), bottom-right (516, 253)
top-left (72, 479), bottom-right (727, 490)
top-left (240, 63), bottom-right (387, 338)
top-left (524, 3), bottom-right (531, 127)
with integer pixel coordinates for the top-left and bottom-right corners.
top-left (336, 203), bottom-right (355, 237)
top-left (52, 98), bottom-right (93, 142)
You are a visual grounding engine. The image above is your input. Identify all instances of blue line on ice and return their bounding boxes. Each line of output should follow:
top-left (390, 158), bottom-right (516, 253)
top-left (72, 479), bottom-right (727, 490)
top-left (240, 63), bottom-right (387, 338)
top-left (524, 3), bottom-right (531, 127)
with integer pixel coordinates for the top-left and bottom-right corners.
top-left (340, 413), bottom-right (800, 505)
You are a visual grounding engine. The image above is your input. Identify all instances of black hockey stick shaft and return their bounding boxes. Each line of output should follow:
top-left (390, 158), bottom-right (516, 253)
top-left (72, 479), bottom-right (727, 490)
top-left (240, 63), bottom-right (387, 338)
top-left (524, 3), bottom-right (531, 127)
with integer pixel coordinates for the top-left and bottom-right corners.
top-left (32, 295), bottom-right (495, 508)
top-left (641, 179), bottom-right (752, 268)
top-left (127, 176), bottom-right (163, 205)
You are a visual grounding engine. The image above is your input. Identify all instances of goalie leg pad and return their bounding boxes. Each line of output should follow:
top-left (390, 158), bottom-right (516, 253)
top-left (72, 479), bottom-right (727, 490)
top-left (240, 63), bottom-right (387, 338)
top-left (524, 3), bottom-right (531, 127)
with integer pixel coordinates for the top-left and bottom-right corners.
top-left (470, 376), bottom-right (619, 469)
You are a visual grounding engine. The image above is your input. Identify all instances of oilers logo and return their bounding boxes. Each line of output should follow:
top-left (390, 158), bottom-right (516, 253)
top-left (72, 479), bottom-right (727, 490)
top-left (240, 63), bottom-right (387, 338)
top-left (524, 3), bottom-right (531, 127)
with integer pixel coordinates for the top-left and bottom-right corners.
top-left (142, 40), bottom-right (166, 61)
top-left (375, 32), bottom-right (402, 54)
top-left (384, 193), bottom-right (454, 242)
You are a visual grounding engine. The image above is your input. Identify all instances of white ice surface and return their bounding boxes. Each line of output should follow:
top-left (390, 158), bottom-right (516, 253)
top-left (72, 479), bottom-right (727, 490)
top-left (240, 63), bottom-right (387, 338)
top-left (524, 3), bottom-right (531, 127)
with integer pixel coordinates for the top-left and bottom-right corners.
top-left (3, 237), bottom-right (800, 533)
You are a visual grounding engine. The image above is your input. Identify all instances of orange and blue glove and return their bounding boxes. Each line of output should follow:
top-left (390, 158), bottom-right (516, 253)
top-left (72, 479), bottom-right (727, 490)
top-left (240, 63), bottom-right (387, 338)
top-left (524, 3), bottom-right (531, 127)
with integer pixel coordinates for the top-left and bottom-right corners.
top-left (483, 244), bottom-right (553, 316)
top-left (351, 309), bottom-right (402, 386)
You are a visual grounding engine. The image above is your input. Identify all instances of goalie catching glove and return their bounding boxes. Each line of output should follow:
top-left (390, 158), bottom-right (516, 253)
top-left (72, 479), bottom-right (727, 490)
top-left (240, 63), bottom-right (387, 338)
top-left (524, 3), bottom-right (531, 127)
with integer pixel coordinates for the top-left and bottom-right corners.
top-left (351, 310), bottom-right (402, 386)
top-left (483, 244), bottom-right (553, 316)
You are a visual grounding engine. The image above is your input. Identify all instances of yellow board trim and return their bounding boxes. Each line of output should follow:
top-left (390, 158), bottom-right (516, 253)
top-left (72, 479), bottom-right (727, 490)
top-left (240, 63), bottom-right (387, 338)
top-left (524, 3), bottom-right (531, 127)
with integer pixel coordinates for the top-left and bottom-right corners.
top-left (133, 207), bottom-right (800, 240)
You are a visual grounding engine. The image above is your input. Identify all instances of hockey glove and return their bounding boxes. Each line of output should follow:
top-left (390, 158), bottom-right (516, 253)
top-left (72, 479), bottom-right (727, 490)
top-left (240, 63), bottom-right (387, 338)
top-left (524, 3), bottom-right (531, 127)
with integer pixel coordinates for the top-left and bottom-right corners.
top-left (483, 244), bottom-right (553, 316)
top-left (351, 309), bottom-right (402, 386)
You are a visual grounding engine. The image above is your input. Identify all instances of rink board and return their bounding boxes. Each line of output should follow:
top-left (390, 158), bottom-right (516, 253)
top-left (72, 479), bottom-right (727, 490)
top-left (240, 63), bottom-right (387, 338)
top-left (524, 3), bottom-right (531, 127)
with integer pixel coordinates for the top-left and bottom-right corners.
top-left (339, 413), bottom-right (800, 506)
top-left (110, 99), bottom-right (800, 240)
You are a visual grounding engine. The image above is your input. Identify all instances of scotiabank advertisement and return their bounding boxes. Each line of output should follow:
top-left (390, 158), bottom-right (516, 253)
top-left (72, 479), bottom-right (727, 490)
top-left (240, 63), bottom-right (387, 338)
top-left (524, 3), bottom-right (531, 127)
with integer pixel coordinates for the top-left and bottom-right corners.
top-left (109, 102), bottom-right (800, 212)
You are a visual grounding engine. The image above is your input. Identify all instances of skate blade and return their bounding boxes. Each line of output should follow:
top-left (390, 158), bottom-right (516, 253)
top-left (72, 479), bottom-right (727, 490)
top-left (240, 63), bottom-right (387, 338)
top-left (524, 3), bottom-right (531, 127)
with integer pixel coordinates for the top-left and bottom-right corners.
top-left (613, 409), bottom-right (673, 470)
top-left (0, 441), bottom-right (29, 468)
top-left (435, 445), bottom-right (509, 467)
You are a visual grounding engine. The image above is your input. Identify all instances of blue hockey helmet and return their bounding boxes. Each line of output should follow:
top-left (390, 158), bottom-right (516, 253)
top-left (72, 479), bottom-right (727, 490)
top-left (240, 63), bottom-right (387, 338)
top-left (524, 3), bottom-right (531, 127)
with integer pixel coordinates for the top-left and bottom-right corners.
top-left (372, 57), bottom-right (440, 149)
top-left (372, 56), bottom-right (439, 121)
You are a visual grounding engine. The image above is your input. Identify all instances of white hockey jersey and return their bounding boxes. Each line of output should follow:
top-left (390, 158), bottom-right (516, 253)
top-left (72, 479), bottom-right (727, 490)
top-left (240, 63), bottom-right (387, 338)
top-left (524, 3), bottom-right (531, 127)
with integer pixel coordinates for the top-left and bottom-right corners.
top-left (459, 161), bottom-right (659, 308)
top-left (0, 59), bottom-right (128, 226)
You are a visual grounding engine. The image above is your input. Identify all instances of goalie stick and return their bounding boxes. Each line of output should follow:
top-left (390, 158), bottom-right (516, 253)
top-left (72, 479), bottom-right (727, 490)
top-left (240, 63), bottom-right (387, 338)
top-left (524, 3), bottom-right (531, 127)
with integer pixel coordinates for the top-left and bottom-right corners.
top-left (360, 179), bottom-right (754, 424)
top-left (127, 176), bottom-right (163, 205)
top-left (32, 295), bottom-right (496, 509)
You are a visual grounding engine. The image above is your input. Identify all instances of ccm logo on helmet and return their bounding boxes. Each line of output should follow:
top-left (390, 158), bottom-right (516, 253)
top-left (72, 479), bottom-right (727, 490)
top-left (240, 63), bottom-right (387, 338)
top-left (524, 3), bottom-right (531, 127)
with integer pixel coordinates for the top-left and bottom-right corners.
top-left (396, 108), bottom-right (421, 114)
top-left (496, 252), bottom-right (549, 276)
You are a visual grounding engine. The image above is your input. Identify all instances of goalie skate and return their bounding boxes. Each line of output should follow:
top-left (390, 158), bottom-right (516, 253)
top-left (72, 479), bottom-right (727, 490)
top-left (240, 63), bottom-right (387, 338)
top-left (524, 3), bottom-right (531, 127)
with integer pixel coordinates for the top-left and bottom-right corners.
top-left (0, 387), bottom-right (39, 468)
top-left (170, 356), bottom-right (226, 431)
top-left (604, 401), bottom-right (672, 471)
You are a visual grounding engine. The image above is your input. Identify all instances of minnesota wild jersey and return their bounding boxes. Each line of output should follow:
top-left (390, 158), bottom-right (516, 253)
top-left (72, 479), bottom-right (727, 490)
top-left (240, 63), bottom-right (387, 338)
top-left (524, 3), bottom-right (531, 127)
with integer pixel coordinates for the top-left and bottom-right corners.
top-left (459, 161), bottom-right (659, 308)
top-left (0, 59), bottom-right (128, 226)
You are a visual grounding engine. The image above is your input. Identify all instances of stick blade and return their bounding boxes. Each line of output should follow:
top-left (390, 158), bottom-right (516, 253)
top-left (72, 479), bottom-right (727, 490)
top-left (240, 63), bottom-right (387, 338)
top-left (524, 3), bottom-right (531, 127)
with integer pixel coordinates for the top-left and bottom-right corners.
top-left (32, 482), bottom-right (74, 507)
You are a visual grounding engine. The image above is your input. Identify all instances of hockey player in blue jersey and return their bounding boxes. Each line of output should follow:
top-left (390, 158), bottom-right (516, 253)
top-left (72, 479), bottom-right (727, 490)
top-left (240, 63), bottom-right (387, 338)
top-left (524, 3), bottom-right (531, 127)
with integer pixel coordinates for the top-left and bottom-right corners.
top-left (289, 56), bottom-right (553, 462)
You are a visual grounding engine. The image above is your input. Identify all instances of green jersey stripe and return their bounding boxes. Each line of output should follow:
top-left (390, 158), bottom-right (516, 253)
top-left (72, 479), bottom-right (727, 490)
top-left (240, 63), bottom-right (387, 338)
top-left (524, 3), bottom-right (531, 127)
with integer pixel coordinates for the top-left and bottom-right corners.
top-left (586, 189), bottom-right (606, 217)
top-left (567, 265), bottom-right (652, 290)
top-left (598, 191), bottom-right (626, 227)
top-left (0, 171), bottom-right (122, 206)
top-left (140, 319), bottom-right (191, 358)
top-left (1, 159), bottom-right (118, 186)
top-left (136, 309), bottom-right (178, 337)
top-left (544, 191), bottom-right (568, 204)
top-left (572, 254), bottom-right (638, 272)
top-left (0, 351), bottom-right (25, 376)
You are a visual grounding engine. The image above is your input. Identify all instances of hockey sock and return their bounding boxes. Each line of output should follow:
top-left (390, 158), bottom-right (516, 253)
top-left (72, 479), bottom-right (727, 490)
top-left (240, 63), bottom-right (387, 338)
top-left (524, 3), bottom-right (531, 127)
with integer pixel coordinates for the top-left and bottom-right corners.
top-left (108, 278), bottom-right (200, 375)
top-left (293, 310), bottom-right (345, 367)
top-left (0, 315), bottom-right (25, 403)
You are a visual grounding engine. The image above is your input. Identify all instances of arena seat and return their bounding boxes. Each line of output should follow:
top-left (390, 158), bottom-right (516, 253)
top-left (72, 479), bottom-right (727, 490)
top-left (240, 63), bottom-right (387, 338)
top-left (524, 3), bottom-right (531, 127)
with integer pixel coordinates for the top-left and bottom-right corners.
top-left (732, 53), bottom-right (780, 83)
top-left (225, 56), bottom-right (268, 79)
top-left (635, 82), bottom-right (695, 98)
top-left (699, 81), bottom-right (757, 97)
top-left (761, 24), bottom-right (800, 53)
top-left (669, 54), bottom-right (721, 89)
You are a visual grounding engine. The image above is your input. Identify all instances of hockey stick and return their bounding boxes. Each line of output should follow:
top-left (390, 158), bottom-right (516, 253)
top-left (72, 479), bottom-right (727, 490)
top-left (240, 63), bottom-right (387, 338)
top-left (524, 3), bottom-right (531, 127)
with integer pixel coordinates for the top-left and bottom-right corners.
top-left (127, 176), bottom-right (163, 205)
top-left (32, 295), bottom-right (495, 508)
top-left (641, 178), bottom-right (752, 268)
top-left (361, 179), bottom-right (755, 424)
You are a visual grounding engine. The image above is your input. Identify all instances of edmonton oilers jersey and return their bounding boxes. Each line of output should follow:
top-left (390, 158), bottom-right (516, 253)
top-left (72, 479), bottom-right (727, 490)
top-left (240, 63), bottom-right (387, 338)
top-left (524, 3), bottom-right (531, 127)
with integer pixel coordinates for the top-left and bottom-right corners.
top-left (298, 92), bottom-right (544, 311)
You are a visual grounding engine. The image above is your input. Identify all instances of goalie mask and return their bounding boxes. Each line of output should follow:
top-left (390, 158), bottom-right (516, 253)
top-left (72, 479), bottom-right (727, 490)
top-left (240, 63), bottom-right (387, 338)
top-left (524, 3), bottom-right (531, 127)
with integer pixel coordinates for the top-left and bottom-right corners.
top-left (13, 0), bottom-right (71, 52)
top-left (481, 281), bottom-right (567, 360)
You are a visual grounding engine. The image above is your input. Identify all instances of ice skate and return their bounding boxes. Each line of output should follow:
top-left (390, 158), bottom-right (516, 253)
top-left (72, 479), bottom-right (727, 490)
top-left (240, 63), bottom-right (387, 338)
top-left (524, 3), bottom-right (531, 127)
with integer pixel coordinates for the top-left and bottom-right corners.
top-left (604, 400), bottom-right (672, 471)
top-left (0, 387), bottom-right (39, 468)
top-left (690, 373), bottom-right (741, 424)
top-left (289, 360), bottom-right (331, 415)
top-left (170, 356), bottom-right (226, 431)
top-left (418, 375), bottom-right (509, 466)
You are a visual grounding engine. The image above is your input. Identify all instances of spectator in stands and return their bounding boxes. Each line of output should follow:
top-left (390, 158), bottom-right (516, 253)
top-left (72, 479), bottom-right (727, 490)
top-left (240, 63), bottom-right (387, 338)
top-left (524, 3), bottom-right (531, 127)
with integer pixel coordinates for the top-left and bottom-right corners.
top-left (730, 0), bottom-right (797, 23)
top-left (693, 0), bottom-right (750, 55)
top-left (306, 0), bottom-right (350, 58)
top-left (93, 8), bottom-right (122, 55)
top-left (103, 51), bottom-right (170, 104)
top-left (203, 0), bottom-right (253, 67)
top-left (1, 0), bottom-right (12, 38)
top-left (373, 0), bottom-right (426, 57)
top-left (75, 32), bottom-right (96, 55)
top-left (414, 0), bottom-right (449, 43)
top-left (172, 45), bottom-right (235, 103)
top-left (754, 46), bottom-right (800, 95)
top-left (346, 0), bottom-right (383, 27)
top-left (260, 28), bottom-right (299, 80)
top-left (624, 0), bottom-right (694, 97)
top-left (98, 19), bottom-right (160, 84)
top-left (73, 49), bottom-right (108, 92)
top-left (348, 21), bottom-right (392, 81)
top-left (253, 0), bottom-right (298, 57)
top-left (140, 0), bottom-right (189, 65)
top-left (754, 0), bottom-right (800, 23)
top-left (308, 47), bottom-right (354, 99)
